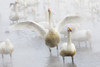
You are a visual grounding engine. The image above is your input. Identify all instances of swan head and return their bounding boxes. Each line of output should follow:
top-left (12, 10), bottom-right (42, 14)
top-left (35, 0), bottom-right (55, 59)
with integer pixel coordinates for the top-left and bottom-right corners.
top-left (9, 3), bottom-right (14, 7)
top-left (48, 8), bottom-right (51, 12)
top-left (9, 1), bottom-right (18, 7)
top-left (68, 24), bottom-right (80, 32)
top-left (68, 27), bottom-right (72, 32)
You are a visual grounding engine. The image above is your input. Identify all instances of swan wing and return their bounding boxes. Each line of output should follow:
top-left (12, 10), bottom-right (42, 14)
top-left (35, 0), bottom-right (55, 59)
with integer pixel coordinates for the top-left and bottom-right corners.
top-left (60, 43), bottom-right (67, 50)
top-left (10, 21), bottom-right (46, 37)
top-left (55, 15), bottom-right (85, 32)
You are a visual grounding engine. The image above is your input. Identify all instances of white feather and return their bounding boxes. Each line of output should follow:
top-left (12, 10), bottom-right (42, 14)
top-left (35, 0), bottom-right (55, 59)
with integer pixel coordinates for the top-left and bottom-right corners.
top-left (10, 21), bottom-right (46, 37)
top-left (60, 43), bottom-right (76, 52)
top-left (38, 21), bottom-right (49, 29)
top-left (55, 15), bottom-right (81, 32)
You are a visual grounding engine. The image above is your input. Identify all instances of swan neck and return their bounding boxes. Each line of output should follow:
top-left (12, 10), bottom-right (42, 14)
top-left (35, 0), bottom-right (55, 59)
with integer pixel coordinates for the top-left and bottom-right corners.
top-left (48, 10), bottom-right (53, 29)
top-left (48, 0), bottom-right (50, 7)
top-left (15, 3), bottom-right (18, 14)
top-left (67, 32), bottom-right (72, 45)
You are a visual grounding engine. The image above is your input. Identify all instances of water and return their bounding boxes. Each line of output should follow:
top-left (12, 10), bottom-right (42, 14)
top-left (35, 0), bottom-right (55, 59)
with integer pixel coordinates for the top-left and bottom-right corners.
top-left (0, 27), bottom-right (100, 67)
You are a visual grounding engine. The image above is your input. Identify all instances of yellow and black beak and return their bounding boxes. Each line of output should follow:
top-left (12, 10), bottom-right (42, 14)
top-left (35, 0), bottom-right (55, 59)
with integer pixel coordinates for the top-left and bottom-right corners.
top-left (48, 8), bottom-right (51, 12)
top-left (68, 27), bottom-right (72, 32)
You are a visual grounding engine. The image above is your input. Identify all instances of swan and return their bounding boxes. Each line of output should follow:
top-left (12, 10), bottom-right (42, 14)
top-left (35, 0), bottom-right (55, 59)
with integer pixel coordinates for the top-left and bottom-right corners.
top-left (10, 8), bottom-right (81, 55)
top-left (60, 27), bottom-right (76, 63)
top-left (10, 1), bottom-right (28, 22)
top-left (0, 39), bottom-right (14, 59)
top-left (9, 1), bottom-right (20, 24)
top-left (45, 9), bottom-right (60, 54)
top-left (71, 29), bottom-right (92, 47)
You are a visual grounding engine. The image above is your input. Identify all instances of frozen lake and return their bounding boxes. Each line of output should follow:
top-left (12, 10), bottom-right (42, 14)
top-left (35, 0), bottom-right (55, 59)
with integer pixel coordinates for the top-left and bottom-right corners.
top-left (0, 0), bottom-right (100, 67)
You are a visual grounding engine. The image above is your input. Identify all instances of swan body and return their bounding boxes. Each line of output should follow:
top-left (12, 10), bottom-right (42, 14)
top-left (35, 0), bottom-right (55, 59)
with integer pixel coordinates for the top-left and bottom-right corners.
top-left (60, 43), bottom-right (76, 56)
top-left (71, 29), bottom-right (91, 47)
top-left (9, 11), bottom-right (19, 23)
top-left (0, 39), bottom-right (14, 58)
top-left (60, 27), bottom-right (76, 63)
top-left (45, 28), bottom-right (60, 48)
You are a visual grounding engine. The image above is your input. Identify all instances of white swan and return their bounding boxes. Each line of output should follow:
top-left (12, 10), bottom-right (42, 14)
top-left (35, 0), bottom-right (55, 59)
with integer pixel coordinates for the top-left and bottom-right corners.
top-left (60, 27), bottom-right (76, 63)
top-left (0, 39), bottom-right (14, 59)
top-left (45, 9), bottom-right (60, 54)
top-left (10, 8), bottom-right (80, 55)
top-left (10, 1), bottom-right (20, 24)
top-left (71, 29), bottom-right (92, 47)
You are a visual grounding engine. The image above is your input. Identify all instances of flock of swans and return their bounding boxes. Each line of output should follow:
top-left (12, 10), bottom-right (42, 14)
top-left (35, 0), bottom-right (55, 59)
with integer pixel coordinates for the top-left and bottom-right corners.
top-left (1, 0), bottom-right (96, 64)
top-left (10, 7), bottom-right (91, 63)
top-left (9, 0), bottom-right (40, 24)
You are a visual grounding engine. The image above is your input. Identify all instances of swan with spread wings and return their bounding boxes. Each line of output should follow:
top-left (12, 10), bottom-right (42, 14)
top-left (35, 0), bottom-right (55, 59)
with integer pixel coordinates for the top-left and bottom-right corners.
top-left (10, 8), bottom-right (81, 55)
